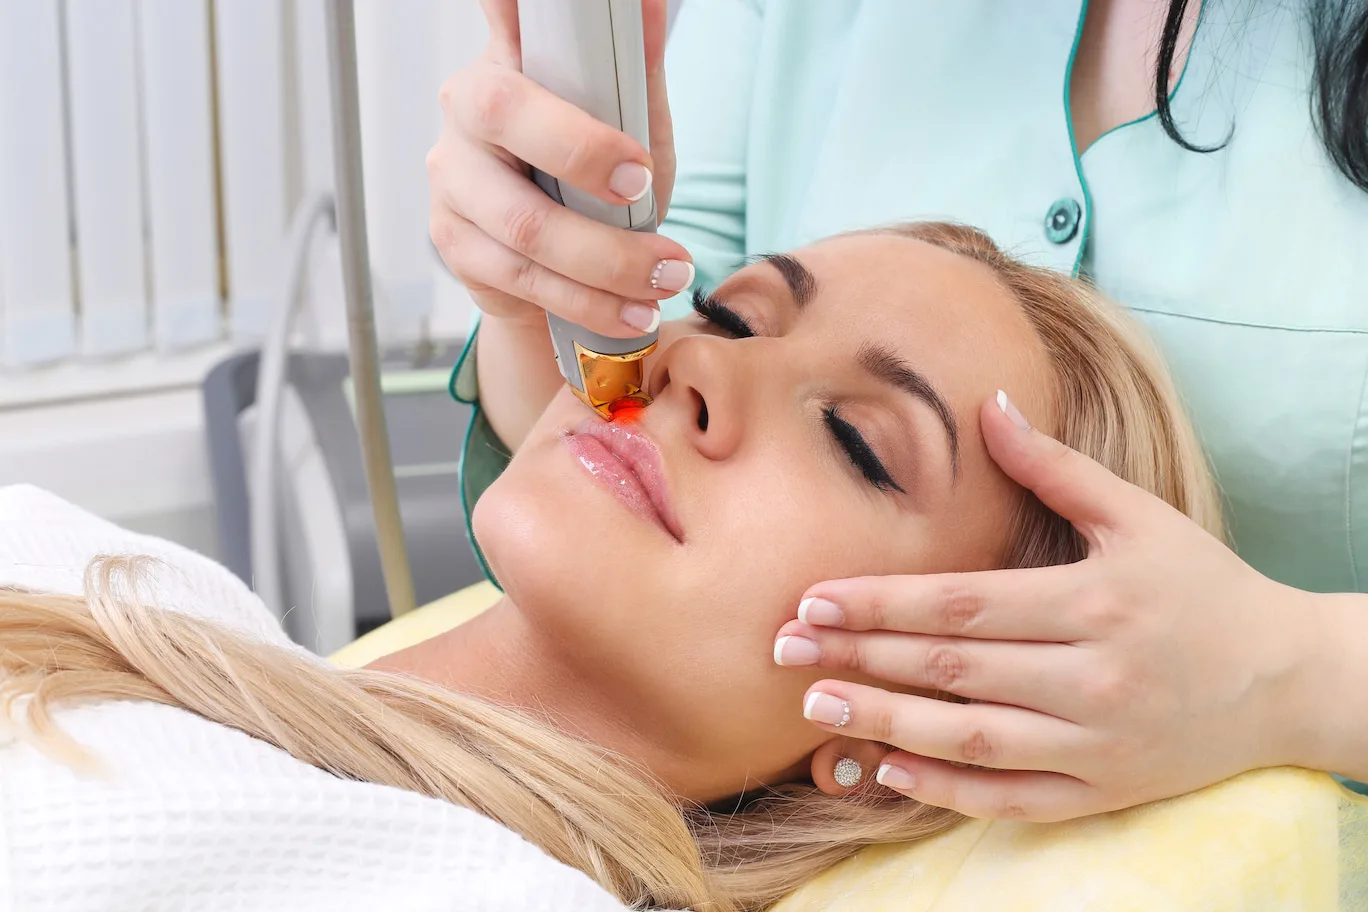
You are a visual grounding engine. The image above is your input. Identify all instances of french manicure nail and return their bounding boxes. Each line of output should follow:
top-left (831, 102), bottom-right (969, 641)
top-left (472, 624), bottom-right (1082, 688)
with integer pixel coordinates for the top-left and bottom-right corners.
top-left (609, 162), bottom-right (652, 202)
top-left (995, 390), bottom-right (1031, 431)
top-left (620, 302), bottom-right (660, 333)
top-left (773, 635), bottom-right (822, 667)
top-left (797, 596), bottom-right (844, 627)
top-left (876, 763), bottom-right (916, 792)
top-left (803, 691), bottom-right (851, 727)
top-left (650, 259), bottom-right (694, 294)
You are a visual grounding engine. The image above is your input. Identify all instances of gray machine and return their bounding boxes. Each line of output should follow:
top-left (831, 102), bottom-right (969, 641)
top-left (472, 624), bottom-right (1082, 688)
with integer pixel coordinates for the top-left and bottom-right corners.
top-left (203, 344), bottom-right (486, 654)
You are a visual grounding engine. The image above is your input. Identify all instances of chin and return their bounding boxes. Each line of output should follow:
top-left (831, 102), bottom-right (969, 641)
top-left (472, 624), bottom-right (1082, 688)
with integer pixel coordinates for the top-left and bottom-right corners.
top-left (472, 447), bottom-right (665, 658)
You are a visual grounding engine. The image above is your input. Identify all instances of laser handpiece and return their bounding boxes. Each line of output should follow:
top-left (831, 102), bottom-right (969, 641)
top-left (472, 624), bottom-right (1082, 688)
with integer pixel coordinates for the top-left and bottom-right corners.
top-left (517, 0), bottom-right (659, 418)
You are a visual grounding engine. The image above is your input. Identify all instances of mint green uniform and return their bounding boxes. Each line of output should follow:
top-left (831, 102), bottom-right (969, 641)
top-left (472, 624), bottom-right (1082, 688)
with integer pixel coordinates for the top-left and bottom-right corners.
top-left (454, 0), bottom-right (1368, 594)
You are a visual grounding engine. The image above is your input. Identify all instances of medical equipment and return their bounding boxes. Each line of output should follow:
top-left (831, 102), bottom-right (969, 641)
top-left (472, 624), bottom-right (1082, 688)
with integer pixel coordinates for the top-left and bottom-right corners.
top-left (518, 0), bottom-right (660, 418)
top-left (204, 0), bottom-right (484, 644)
top-left (203, 344), bottom-right (485, 653)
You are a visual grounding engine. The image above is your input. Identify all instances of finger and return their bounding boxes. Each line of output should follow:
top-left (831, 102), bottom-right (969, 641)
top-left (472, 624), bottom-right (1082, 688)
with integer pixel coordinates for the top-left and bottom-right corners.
top-left (801, 681), bottom-right (1086, 774)
top-left (774, 622), bottom-right (1081, 714)
top-left (981, 393), bottom-right (1154, 542)
top-left (429, 207), bottom-right (655, 336)
top-left (874, 751), bottom-right (1099, 822)
top-left (478, 0), bottom-right (520, 64)
top-left (641, 0), bottom-right (676, 217)
top-left (453, 63), bottom-right (661, 210)
top-left (798, 567), bottom-right (1093, 641)
top-left (437, 142), bottom-right (689, 317)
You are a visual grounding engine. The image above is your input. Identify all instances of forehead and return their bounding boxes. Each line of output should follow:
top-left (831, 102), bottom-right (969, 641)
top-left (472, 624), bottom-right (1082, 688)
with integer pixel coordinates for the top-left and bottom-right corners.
top-left (727, 234), bottom-right (1047, 414)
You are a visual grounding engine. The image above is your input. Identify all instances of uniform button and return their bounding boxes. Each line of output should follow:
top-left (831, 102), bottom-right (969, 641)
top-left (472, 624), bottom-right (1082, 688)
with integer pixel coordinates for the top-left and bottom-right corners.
top-left (1044, 198), bottom-right (1082, 244)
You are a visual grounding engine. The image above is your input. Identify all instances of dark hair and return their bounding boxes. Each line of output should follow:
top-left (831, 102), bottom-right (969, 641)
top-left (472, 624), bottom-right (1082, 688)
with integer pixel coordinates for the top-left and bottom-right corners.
top-left (1156, 0), bottom-right (1368, 192)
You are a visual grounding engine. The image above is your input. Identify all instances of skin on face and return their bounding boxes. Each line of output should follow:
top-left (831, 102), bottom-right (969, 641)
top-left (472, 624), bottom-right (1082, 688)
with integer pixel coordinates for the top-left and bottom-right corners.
top-left (469, 234), bottom-right (1054, 800)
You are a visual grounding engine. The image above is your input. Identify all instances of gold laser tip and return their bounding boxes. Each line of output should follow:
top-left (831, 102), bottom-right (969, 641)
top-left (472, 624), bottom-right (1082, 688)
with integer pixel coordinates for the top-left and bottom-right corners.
top-left (570, 341), bottom-right (657, 418)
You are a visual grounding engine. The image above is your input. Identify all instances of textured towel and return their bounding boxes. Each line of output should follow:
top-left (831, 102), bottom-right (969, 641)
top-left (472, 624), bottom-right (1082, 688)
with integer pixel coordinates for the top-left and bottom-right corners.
top-left (0, 485), bottom-right (648, 912)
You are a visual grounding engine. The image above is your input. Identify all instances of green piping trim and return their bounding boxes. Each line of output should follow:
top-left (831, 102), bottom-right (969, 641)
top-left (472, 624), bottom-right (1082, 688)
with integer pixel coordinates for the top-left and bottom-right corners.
top-left (448, 329), bottom-right (480, 405)
top-left (1061, 0), bottom-right (1093, 278)
top-left (1082, 0), bottom-right (1206, 153)
top-left (1061, 0), bottom-right (1206, 277)
top-left (458, 406), bottom-right (503, 591)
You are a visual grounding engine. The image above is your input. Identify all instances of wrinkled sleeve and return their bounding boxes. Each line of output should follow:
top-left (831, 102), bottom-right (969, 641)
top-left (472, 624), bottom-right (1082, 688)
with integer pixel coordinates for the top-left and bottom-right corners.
top-left (658, 0), bottom-right (763, 308)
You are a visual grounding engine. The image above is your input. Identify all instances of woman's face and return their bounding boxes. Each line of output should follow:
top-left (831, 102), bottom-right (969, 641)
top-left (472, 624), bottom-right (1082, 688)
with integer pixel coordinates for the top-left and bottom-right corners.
top-left (473, 233), bottom-right (1053, 798)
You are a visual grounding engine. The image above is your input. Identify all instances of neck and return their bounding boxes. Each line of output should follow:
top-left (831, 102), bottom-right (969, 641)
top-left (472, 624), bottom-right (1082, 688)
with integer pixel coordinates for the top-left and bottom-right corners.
top-left (371, 597), bottom-right (713, 799)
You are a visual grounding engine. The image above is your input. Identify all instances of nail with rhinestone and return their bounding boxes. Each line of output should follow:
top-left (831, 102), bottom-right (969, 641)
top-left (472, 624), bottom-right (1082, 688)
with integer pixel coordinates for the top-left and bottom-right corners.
top-left (649, 259), bottom-right (694, 293)
top-left (833, 757), bottom-right (863, 788)
top-left (803, 692), bottom-right (852, 728)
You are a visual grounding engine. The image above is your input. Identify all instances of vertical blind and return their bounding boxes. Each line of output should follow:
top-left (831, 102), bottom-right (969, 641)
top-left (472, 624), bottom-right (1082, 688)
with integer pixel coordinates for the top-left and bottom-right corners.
top-left (0, 0), bottom-right (486, 373)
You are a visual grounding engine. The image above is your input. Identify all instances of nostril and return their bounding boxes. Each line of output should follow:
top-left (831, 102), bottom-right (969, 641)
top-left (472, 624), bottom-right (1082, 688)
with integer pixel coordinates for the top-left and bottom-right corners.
top-left (697, 398), bottom-right (709, 432)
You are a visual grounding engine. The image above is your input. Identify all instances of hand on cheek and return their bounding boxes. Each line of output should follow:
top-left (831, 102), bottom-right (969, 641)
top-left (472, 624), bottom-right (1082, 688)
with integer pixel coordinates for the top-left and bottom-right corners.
top-left (768, 394), bottom-right (1310, 823)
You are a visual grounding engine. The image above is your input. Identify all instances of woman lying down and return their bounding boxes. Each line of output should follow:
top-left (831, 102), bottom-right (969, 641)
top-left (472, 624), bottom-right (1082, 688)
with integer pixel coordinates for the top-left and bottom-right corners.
top-left (0, 223), bottom-right (1223, 911)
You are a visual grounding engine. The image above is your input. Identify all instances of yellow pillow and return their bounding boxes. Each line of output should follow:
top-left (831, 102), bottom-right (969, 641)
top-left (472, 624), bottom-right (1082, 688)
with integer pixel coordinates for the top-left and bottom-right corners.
top-left (329, 581), bottom-right (501, 668)
top-left (333, 585), bottom-right (1368, 909)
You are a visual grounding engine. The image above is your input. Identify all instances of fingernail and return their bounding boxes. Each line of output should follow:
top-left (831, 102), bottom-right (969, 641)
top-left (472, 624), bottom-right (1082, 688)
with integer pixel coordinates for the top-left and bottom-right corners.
top-left (876, 763), bottom-right (916, 792)
top-left (609, 162), bottom-right (652, 202)
top-left (650, 259), bottom-right (694, 293)
top-left (798, 596), bottom-right (844, 627)
top-left (774, 635), bottom-right (822, 667)
top-left (995, 390), bottom-right (1031, 431)
top-left (803, 691), bottom-right (851, 727)
top-left (620, 302), bottom-right (660, 333)
top-left (833, 757), bottom-right (863, 788)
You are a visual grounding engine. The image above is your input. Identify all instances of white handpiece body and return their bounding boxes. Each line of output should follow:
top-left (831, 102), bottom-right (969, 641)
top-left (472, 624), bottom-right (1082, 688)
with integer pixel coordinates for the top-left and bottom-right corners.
top-left (517, 0), bottom-right (660, 405)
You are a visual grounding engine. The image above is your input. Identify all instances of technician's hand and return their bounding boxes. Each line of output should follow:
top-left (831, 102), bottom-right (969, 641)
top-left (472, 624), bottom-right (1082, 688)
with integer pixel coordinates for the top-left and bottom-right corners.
top-left (774, 394), bottom-right (1323, 822)
top-left (428, 0), bottom-right (689, 337)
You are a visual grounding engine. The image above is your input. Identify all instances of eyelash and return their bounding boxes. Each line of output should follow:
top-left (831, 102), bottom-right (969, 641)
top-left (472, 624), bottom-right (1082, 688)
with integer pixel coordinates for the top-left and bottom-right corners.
top-left (691, 288), bottom-right (756, 338)
top-left (691, 290), bottom-right (904, 495)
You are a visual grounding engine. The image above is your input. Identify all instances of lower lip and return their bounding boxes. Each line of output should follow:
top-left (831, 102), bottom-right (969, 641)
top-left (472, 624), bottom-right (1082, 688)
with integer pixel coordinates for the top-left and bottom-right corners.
top-left (564, 434), bottom-right (672, 536)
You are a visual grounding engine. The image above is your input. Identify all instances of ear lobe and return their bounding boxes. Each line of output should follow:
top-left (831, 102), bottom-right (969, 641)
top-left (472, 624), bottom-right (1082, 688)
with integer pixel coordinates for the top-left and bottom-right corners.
top-left (810, 737), bottom-right (891, 795)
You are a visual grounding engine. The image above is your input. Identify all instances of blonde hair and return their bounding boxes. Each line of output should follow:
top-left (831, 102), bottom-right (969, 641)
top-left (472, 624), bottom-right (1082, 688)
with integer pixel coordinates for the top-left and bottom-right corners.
top-left (0, 223), bottom-right (1221, 911)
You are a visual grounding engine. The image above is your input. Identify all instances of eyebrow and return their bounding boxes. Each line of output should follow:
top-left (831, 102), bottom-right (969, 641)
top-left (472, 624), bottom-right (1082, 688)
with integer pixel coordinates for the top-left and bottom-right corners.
top-left (739, 251), bottom-right (961, 479)
top-left (746, 253), bottom-right (817, 310)
top-left (857, 343), bottom-right (962, 478)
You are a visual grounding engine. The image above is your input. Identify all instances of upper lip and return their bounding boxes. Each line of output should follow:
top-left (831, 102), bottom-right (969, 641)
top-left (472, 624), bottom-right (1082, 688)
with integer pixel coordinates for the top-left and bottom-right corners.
top-left (570, 418), bottom-right (684, 542)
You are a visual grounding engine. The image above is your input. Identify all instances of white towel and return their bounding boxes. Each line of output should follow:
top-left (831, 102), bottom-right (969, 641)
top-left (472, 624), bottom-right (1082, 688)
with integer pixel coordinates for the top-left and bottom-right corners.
top-left (0, 484), bottom-right (654, 912)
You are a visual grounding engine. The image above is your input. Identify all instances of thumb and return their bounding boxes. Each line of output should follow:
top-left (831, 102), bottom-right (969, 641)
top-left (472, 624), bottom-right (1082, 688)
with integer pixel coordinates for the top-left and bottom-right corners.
top-left (641, 0), bottom-right (676, 218)
top-left (478, 0), bottom-right (521, 65)
top-left (981, 391), bottom-right (1145, 541)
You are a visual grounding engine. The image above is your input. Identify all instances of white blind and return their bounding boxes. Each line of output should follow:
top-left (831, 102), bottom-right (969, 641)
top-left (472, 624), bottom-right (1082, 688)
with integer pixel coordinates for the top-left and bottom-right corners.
top-left (0, 0), bottom-right (494, 388)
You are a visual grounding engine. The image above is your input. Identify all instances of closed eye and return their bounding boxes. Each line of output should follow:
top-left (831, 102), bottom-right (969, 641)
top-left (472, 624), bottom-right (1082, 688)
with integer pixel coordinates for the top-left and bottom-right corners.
top-left (691, 288), bottom-right (756, 338)
top-left (824, 406), bottom-right (905, 494)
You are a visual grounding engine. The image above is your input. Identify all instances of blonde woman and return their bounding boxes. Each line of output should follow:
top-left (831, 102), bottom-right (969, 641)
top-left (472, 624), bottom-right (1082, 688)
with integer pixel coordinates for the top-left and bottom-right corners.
top-left (1, 224), bottom-right (1223, 911)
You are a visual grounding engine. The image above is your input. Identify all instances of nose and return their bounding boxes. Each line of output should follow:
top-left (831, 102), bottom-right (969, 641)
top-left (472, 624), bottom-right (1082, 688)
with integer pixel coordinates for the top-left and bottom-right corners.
top-left (646, 334), bottom-right (749, 461)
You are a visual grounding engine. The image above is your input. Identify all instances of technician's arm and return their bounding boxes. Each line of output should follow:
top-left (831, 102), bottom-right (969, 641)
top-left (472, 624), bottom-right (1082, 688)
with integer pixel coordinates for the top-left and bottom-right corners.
top-left (1295, 592), bottom-right (1368, 783)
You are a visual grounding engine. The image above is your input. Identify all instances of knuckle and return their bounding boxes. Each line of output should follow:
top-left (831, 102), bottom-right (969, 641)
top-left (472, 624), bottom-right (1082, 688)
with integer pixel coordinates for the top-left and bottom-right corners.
top-left (600, 248), bottom-right (638, 290)
top-left (511, 255), bottom-right (542, 300)
top-left (428, 212), bottom-right (453, 250)
top-left (924, 644), bottom-right (968, 691)
top-left (424, 144), bottom-right (445, 181)
top-left (437, 74), bottom-right (458, 113)
top-left (936, 582), bottom-right (984, 634)
top-left (989, 798), bottom-right (1030, 820)
top-left (958, 728), bottom-right (995, 764)
top-left (867, 705), bottom-right (896, 744)
top-left (502, 201), bottom-right (550, 256)
top-left (865, 591), bottom-right (889, 630)
top-left (559, 131), bottom-right (601, 180)
top-left (469, 67), bottom-right (517, 139)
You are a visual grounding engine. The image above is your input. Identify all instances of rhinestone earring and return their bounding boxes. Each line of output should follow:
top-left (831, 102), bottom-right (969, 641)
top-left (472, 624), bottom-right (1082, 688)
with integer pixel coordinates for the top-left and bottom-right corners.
top-left (833, 757), bottom-right (863, 789)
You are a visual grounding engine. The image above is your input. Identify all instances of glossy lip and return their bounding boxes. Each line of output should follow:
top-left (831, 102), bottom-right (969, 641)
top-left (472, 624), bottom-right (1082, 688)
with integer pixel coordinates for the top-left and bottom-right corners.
top-left (563, 418), bottom-right (684, 543)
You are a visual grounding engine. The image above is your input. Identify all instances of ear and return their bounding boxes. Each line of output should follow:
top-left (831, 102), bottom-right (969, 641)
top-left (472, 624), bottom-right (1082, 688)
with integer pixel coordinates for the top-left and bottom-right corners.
top-left (810, 737), bottom-right (891, 795)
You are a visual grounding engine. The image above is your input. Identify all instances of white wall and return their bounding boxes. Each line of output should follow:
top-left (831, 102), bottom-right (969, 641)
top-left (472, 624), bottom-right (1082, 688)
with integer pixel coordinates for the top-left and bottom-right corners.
top-left (0, 0), bottom-right (489, 555)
